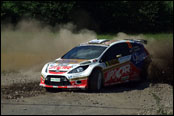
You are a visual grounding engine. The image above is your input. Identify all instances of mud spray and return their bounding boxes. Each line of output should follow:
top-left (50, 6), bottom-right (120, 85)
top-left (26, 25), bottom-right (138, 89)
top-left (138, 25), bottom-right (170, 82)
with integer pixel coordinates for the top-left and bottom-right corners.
top-left (1, 20), bottom-right (173, 84)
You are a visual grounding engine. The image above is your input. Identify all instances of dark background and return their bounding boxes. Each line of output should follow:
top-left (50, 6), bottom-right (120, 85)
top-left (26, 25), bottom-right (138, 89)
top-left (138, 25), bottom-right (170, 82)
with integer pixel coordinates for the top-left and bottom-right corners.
top-left (1, 1), bottom-right (173, 33)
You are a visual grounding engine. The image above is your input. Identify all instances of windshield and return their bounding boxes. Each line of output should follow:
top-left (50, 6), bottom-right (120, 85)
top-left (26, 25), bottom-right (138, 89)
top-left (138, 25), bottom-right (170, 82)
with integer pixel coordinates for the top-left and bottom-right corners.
top-left (62, 45), bottom-right (107, 59)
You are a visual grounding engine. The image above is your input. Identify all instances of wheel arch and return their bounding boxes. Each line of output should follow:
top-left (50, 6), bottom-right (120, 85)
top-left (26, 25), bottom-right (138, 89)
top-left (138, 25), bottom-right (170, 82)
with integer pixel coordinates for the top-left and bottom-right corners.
top-left (89, 66), bottom-right (103, 76)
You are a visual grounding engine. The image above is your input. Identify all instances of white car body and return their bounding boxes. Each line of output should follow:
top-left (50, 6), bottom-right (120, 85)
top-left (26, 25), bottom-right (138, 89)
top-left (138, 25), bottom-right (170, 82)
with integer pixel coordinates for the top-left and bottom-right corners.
top-left (40, 39), bottom-right (151, 90)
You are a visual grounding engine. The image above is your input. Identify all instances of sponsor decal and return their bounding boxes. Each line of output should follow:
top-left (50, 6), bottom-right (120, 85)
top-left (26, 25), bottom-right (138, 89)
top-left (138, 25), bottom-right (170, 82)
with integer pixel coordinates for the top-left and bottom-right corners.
top-left (49, 66), bottom-right (72, 70)
top-left (103, 62), bottom-right (141, 86)
top-left (104, 64), bottom-right (131, 83)
top-left (49, 71), bottom-right (66, 74)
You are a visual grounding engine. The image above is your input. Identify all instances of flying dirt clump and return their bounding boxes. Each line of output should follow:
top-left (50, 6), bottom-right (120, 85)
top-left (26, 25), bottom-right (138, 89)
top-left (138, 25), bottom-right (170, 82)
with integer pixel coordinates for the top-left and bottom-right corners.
top-left (146, 38), bottom-right (173, 85)
top-left (1, 19), bottom-right (97, 72)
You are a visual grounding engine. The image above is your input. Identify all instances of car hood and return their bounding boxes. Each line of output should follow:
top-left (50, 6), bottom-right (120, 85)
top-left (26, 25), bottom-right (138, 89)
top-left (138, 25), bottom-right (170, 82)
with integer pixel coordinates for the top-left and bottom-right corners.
top-left (48, 59), bottom-right (88, 72)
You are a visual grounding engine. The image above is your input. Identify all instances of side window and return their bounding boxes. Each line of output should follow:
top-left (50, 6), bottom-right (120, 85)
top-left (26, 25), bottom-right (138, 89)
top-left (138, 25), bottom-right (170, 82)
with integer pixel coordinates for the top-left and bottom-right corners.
top-left (101, 43), bottom-right (130, 62)
top-left (116, 43), bottom-right (130, 56)
top-left (101, 47), bottom-right (114, 62)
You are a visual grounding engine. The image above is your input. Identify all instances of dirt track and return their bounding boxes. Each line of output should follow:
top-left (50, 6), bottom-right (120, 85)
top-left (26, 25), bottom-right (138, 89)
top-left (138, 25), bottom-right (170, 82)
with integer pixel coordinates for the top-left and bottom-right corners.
top-left (1, 20), bottom-right (173, 115)
top-left (1, 72), bottom-right (173, 115)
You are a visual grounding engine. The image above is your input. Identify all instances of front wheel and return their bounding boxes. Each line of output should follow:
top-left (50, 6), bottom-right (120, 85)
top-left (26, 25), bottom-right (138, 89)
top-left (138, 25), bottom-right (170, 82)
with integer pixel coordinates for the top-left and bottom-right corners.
top-left (88, 69), bottom-right (103, 92)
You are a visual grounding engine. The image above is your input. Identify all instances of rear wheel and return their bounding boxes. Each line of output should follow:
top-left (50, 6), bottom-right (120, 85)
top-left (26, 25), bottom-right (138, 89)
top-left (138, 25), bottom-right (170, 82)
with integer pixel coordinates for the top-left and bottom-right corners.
top-left (88, 69), bottom-right (103, 92)
top-left (140, 68), bottom-right (148, 82)
top-left (140, 59), bottom-right (151, 82)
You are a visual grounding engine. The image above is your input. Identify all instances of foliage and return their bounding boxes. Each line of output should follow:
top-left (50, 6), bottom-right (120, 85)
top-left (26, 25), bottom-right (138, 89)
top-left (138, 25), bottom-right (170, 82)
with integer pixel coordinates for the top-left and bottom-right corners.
top-left (1, 1), bottom-right (173, 33)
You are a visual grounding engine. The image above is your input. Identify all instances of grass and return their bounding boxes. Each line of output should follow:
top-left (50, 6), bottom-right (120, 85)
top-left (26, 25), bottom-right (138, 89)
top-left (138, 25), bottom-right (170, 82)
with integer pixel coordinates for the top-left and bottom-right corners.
top-left (143, 33), bottom-right (173, 40)
top-left (97, 34), bottom-right (116, 40)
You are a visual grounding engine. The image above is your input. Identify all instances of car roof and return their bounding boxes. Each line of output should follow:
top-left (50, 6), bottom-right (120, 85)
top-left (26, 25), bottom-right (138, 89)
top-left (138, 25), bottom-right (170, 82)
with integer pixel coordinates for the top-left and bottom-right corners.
top-left (80, 39), bottom-right (143, 47)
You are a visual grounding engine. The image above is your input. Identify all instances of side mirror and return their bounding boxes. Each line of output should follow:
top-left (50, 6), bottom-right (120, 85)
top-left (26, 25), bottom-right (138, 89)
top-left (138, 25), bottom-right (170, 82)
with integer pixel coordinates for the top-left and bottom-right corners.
top-left (99, 59), bottom-right (103, 63)
top-left (116, 54), bottom-right (122, 58)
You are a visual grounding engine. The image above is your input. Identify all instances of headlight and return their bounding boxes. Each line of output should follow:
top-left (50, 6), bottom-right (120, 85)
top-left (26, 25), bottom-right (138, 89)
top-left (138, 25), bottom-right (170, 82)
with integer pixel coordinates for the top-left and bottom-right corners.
top-left (68, 65), bottom-right (89, 73)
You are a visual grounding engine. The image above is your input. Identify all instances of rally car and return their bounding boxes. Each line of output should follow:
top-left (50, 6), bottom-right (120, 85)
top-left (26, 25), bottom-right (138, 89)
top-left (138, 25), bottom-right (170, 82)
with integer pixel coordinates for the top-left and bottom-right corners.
top-left (40, 39), bottom-right (151, 91)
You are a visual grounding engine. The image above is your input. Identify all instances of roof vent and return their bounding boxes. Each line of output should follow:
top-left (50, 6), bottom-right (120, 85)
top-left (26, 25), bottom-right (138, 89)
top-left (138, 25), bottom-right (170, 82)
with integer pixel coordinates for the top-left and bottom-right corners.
top-left (88, 39), bottom-right (109, 44)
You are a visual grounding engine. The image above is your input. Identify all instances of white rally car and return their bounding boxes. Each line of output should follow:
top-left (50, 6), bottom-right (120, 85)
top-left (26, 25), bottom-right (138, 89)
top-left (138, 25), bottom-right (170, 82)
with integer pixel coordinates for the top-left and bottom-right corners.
top-left (40, 39), bottom-right (151, 91)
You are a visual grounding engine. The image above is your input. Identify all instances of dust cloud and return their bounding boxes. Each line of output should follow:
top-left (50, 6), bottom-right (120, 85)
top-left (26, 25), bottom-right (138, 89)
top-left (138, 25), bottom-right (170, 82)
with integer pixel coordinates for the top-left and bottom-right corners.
top-left (146, 38), bottom-right (173, 84)
top-left (1, 22), bottom-right (173, 84)
top-left (112, 32), bottom-right (145, 40)
top-left (1, 19), bottom-right (96, 72)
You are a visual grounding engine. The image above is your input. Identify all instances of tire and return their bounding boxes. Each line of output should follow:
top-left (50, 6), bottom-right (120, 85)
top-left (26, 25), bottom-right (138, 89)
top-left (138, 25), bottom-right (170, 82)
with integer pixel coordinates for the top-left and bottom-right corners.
top-left (140, 68), bottom-right (148, 82)
top-left (88, 69), bottom-right (103, 92)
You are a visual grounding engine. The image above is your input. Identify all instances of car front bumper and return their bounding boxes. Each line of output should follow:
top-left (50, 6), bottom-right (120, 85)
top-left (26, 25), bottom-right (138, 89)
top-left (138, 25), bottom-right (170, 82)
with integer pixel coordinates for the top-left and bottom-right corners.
top-left (39, 75), bottom-right (88, 89)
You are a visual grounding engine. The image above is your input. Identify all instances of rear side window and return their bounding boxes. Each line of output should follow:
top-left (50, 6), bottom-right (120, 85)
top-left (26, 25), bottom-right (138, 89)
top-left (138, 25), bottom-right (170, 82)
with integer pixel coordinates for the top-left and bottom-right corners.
top-left (115, 43), bottom-right (130, 56)
top-left (131, 43), bottom-right (144, 53)
top-left (131, 42), bottom-right (147, 65)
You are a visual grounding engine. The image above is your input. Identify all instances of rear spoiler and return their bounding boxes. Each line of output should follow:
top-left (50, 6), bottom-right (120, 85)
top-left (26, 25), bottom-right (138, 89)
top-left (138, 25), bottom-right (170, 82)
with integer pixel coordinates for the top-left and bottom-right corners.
top-left (124, 39), bottom-right (147, 44)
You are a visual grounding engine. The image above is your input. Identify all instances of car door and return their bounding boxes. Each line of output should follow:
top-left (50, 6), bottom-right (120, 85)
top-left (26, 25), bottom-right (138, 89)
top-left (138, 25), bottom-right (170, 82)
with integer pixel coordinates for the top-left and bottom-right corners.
top-left (100, 42), bottom-right (132, 86)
